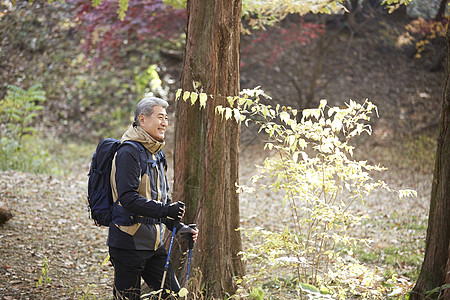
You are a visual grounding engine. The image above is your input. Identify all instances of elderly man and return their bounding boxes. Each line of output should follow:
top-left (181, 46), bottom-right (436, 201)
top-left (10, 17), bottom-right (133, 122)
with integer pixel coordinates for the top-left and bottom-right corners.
top-left (108, 97), bottom-right (198, 299)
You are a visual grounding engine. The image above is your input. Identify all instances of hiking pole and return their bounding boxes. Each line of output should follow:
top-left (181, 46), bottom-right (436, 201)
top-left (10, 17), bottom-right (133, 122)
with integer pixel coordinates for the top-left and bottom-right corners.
top-left (158, 227), bottom-right (177, 300)
top-left (185, 224), bottom-right (196, 284)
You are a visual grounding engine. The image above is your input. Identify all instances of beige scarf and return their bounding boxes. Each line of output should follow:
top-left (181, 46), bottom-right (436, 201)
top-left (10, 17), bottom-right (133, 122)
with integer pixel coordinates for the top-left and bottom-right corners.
top-left (120, 125), bottom-right (165, 154)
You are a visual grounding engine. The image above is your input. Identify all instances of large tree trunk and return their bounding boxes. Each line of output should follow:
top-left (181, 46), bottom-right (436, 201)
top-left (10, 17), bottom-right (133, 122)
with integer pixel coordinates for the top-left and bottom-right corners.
top-left (172, 0), bottom-right (244, 298)
top-left (445, 243), bottom-right (450, 299)
top-left (411, 25), bottom-right (450, 300)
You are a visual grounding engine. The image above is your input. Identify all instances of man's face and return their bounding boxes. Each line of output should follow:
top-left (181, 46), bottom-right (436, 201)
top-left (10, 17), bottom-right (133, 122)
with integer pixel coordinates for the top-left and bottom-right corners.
top-left (138, 105), bottom-right (168, 142)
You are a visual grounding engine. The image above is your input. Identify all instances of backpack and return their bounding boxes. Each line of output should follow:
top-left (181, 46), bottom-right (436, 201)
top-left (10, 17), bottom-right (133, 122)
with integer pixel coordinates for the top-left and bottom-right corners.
top-left (87, 138), bottom-right (147, 226)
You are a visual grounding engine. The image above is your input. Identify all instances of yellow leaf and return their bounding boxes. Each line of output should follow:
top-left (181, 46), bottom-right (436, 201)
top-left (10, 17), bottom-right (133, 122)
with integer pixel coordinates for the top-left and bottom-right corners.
top-left (287, 135), bottom-right (296, 147)
top-left (190, 92), bottom-right (198, 105)
top-left (301, 152), bottom-right (308, 161)
top-left (280, 111), bottom-right (290, 124)
top-left (215, 106), bottom-right (224, 119)
top-left (178, 288), bottom-right (189, 297)
top-left (265, 143), bottom-right (274, 150)
top-left (199, 93), bottom-right (207, 108)
top-left (234, 108), bottom-right (241, 123)
top-left (175, 89), bottom-right (182, 101)
top-left (183, 91), bottom-right (190, 101)
top-left (225, 108), bottom-right (232, 120)
top-left (227, 96), bottom-right (235, 107)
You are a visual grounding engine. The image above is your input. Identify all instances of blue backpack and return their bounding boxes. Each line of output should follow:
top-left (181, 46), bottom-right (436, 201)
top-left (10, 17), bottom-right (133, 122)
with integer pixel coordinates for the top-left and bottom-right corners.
top-left (87, 138), bottom-right (147, 226)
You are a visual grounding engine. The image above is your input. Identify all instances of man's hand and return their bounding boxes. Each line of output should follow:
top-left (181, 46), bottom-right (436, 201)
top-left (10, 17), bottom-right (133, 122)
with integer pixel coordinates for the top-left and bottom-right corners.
top-left (167, 201), bottom-right (185, 220)
top-left (190, 226), bottom-right (198, 244)
top-left (178, 224), bottom-right (198, 246)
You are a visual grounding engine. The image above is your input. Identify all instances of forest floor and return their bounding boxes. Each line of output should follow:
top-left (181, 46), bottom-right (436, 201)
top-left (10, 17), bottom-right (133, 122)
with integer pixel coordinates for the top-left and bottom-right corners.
top-left (0, 10), bottom-right (444, 300)
top-left (0, 133), bottom-right (436, 299)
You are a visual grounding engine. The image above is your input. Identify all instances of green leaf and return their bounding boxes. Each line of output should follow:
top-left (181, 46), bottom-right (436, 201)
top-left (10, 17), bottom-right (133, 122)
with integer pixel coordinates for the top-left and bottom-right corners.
top-left (92, 0), bottom-right (102, 7)
top-left (299, 282), bottom-right (320, 293)
top-left (117, 0), bottom-right (129, 21)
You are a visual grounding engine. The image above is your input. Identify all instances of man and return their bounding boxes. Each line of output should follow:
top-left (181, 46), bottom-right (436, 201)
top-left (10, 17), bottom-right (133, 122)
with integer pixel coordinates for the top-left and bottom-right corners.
top-left (108, 97), bottom-right (198, 299)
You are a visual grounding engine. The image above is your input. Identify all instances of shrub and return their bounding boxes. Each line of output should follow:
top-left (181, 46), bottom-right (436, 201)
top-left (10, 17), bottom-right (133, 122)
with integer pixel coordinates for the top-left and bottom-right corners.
top-left (0, 83), bottom-right (58, 173)
top-left (216, 89), bottom-right (415, 299)
top-left (176, 87), bottom-right (416, 299)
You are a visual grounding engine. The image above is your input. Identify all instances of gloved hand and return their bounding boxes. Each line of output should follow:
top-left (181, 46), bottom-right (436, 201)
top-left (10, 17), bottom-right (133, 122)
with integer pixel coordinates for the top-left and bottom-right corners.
top-left (177, 223), bottom-right (194, 235)
top-left (166, 201), bottom-right (185, 221)
top-left (178, 223), bottom-right (198, 249)
top-left (164, 219), bottom-right (184, 231)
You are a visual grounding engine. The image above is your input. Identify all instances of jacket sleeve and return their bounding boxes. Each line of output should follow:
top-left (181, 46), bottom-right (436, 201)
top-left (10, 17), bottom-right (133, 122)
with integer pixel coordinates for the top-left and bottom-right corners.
top-left (115, 144), bottom-right (169, 218)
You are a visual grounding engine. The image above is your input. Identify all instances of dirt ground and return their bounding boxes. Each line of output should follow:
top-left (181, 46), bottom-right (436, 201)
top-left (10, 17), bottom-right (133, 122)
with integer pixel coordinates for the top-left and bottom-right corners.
top-left (0, 134), bottom-right (435, 299)
top-left (0, 11), bottom-right (444, 300)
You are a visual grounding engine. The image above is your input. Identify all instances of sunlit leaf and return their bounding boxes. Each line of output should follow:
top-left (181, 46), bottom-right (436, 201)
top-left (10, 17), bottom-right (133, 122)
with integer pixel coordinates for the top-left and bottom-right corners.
top-left (199, 93), bottom-right (208, 108)
top-left (225, 107), bottom-right (232, 120)
top-left (175, 89), bottom-right (182, 101)
top-left (190, 92), bottom-right (198, 105)
top-left (183, 91), bottom-right (190, 101)
top-left (178, 288), bottom-right (189, 297)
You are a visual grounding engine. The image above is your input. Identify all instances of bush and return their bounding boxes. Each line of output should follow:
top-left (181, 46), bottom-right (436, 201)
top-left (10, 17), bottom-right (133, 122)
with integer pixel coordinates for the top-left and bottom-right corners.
top-left (0, 83), bottom-right (59, 174)
top-left (214, 89), bottom-right (416, 299)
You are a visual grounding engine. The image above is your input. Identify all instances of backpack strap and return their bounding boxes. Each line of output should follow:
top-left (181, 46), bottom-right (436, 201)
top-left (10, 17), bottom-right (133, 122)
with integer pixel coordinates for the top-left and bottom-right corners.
top-left (147, 150), bottom-right (167, 171)
top-left (121, 140), bottom-right (148, 177)
top-left (117, 141), bottom-right (162, 225)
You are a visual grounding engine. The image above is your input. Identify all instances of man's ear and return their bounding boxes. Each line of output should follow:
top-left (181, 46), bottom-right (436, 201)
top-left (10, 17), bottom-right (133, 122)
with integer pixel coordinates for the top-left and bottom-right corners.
top-left (138, 114), bottom-right (145, 126)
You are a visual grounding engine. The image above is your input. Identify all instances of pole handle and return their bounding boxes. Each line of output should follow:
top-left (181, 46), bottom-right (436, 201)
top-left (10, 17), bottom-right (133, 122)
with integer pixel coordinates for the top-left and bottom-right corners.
top-left (187, 223), bottom-right (196, 250)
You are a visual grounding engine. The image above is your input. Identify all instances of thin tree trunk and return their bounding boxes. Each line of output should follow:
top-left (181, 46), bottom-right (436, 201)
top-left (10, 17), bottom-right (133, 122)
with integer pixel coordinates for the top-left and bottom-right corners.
top-left (411, 25), bottom-right (450, 300)
top-left (172, 0), bottom-right (244, 298)
top-left (434, 0), bottom-right (448, 21)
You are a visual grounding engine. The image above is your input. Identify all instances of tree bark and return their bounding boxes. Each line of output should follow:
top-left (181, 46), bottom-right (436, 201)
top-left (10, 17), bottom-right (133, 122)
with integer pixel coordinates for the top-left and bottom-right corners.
top-left (172, 0), bottom-right (244, 298)
top-left (434, 0), bottom-right (449, 21)
top-left (444, 243), bottom-right (450, 299)
top-left (411, 25), bottom-right (450, 300)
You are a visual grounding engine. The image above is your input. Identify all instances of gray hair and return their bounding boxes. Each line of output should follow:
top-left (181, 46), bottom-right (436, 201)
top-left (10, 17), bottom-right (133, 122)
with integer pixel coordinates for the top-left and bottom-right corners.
top-left (134, 97), bottom-right (169, 126)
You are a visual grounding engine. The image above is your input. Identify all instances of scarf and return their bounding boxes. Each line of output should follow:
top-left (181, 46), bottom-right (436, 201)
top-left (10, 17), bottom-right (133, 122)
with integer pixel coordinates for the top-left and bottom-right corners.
top-left (120, 125), bottom-right (165, 154)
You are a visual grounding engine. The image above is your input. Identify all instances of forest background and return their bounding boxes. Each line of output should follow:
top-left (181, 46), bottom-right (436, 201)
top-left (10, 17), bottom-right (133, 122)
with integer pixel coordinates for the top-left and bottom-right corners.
top-left (0, 0), bottom-right (447, 299)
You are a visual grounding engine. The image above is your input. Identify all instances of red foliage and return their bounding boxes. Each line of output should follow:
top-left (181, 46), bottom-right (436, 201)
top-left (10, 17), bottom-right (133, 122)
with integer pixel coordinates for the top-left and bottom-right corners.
top-left (69, 0), bottom-right (187, 62)
top-left (241, 19), bottom-right (324, 67)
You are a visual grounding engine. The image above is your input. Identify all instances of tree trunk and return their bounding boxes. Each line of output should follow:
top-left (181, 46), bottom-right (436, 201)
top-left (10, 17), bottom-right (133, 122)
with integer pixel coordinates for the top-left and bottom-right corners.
top-left (172, 0), bottom-right (244, 298)
top-left (444, 243), bottom-right (450, 299)
top-left (411, 25), bottom-right (450, 300)
top-left (434, 0), bottom-right (449, 21)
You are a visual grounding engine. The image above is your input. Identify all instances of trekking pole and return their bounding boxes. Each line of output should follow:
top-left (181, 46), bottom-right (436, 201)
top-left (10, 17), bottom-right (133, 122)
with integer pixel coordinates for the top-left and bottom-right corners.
top-left (186, 224), bottom-right (196, 284)
top-left (158, 227), bottom-right (177, 300)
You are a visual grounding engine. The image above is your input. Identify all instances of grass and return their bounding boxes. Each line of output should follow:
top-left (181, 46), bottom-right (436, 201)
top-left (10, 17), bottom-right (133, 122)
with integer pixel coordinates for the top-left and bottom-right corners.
top-left (355, 211), bottom-right (427, 281)
top-left (0, 134), bottom-right (96, 176)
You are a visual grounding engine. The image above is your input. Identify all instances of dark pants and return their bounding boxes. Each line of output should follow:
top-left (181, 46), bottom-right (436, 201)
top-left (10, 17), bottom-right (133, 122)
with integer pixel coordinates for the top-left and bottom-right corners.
top-left (109, 246), bottom-right (180, 300)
